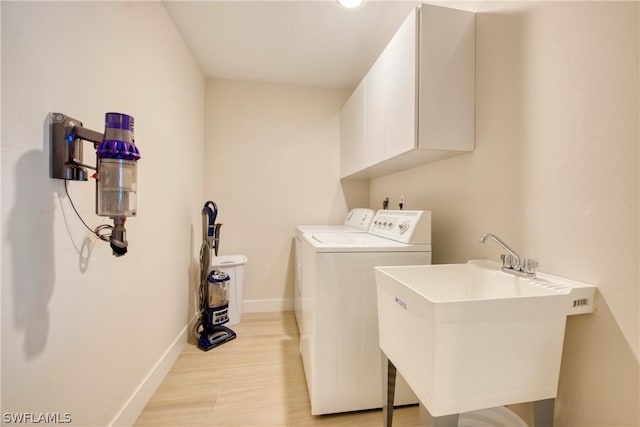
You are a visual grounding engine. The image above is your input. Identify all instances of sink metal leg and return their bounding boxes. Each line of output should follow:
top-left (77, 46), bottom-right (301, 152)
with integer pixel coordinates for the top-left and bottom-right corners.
top-left (381, 351), bottom-right (397, 427)
top-left (419, 404), bottom-right (459, 427)
top-left (533, 398), bottom-right (555, 427)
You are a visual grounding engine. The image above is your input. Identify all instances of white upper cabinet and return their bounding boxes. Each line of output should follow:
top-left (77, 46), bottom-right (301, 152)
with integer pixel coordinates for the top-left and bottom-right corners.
top-left (382, 8), bottom-right (417, 161)
top-left (364, 48), bottom-right (387, 168)
top-left (339, 78), bottom-right (366, 177)
top-left (339, 4), bottom-right (475, 179)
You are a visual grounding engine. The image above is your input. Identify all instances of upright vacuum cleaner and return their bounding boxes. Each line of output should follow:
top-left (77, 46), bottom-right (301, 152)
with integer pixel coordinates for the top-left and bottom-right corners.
top-left (194, 201), bottom-right (236, 351)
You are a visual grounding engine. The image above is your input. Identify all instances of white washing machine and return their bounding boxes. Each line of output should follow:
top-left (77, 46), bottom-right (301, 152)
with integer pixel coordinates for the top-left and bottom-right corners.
top-left (294, 208), bottom-right (373, 329)
top-left (297, 210), bottom-right (432, 415)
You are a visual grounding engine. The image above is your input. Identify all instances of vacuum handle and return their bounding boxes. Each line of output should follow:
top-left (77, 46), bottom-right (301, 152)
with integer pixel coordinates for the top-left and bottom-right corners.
top-left (202, 201), bottom-right (218, 240)
top-left (213, 223), bottom-right (222, 256)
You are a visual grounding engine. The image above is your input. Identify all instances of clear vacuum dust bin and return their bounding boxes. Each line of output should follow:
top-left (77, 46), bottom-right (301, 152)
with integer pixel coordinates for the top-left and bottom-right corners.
top-left (96, 113), bottom-right (141, 256)
top-left (96, 158), bottom-right (137, 217)
top-left (207, 269), bottom-right (230, 326)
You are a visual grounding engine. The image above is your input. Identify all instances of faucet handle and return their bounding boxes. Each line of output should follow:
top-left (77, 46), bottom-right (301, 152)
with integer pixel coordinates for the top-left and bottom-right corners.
top-left (501, 253), bottom-right (514, 269)
top-left (522, 258), bottom-right (538, 275)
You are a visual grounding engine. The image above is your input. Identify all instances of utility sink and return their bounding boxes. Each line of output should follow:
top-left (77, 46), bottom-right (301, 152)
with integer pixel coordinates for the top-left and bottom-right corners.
top-left (375, 260), bottom-right (595, 417)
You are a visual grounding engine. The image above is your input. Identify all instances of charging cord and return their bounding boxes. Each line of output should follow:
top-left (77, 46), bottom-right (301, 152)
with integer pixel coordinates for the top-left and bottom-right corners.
top-left (64, 180), bottom-right (112, 242)
top-left (193, 238), bottom-right (210, 340)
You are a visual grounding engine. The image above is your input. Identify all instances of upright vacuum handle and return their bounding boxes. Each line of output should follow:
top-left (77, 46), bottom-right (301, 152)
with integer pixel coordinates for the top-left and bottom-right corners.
top-left (213, 223), bottom-right (222, 256)
top-left (201, 201), bottom-right (218, 246)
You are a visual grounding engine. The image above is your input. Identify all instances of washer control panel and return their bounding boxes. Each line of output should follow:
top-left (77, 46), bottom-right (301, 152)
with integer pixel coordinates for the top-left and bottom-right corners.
top-left (343, 208), bottom-right (374, 231)
top-left (369, 210), bottom-right (431, 244)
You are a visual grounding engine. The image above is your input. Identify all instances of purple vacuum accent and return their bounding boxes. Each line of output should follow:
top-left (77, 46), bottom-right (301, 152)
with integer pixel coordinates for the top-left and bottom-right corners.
top-left (105, 112), bottom-right (134, 131)
top-left (97, 140), bottom-right (141, 160)
top-left (97, 113), bottom-right (141, 161)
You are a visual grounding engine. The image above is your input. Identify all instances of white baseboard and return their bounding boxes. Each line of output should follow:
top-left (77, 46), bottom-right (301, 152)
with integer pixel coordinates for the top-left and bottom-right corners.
top-left (243, 298), bottom-right (293, 313)
top-left (108, 316), bottom-right (195, 426)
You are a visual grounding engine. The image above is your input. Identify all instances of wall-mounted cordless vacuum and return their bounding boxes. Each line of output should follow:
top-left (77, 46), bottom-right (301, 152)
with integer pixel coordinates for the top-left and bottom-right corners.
top-left (49, 112), bottom-right (141, 256)
top-left (195, 201), bottom-right (236, 351)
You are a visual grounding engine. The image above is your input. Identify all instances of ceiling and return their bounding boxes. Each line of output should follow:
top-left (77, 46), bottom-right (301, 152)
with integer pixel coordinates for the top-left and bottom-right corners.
top-left (163, 0), bottom-right (421, 89)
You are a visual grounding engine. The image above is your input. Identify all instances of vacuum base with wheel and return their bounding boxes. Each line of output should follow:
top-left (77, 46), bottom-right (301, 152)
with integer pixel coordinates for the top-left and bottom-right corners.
top-left (197, 324), bottom-right (236, 351)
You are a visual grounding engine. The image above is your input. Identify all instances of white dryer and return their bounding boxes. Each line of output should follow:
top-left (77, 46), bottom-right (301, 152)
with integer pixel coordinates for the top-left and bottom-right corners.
top-left (297, 210), bottom-right (432, 415)
top-left (294, 208), bottom-right (373, 329)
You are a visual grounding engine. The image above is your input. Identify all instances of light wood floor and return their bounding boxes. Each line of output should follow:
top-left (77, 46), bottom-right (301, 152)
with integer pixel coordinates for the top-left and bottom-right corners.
top-left (135, 312), bottom-right (419, 426)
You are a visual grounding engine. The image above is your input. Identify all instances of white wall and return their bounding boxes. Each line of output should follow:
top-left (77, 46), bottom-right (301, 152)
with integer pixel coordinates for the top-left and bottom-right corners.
top-left (205, 80), bottom-right (350, 311)
top-left (369, 2), bottom-right (639, 425)
top-left (1, 2), bottom-right (205, 425)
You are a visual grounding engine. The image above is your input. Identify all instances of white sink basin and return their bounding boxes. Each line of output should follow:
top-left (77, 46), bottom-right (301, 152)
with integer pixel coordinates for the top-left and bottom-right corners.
top-left (375, 260), bottom-right (595, 417)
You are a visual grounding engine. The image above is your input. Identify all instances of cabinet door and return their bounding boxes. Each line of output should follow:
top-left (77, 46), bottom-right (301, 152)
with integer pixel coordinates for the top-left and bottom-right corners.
top-left (364, 50), bottom-right (387, 168)
top-left (418, 4), bottom-right (475, 151)
top-left (339, 78), bottom-right (366, 177)
top-left (383, 7), bottom-right (417, 159)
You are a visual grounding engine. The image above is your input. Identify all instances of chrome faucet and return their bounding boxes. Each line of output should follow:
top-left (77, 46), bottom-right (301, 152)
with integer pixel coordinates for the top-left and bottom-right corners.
top-left (480, 233), bottom-right (538, 277)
